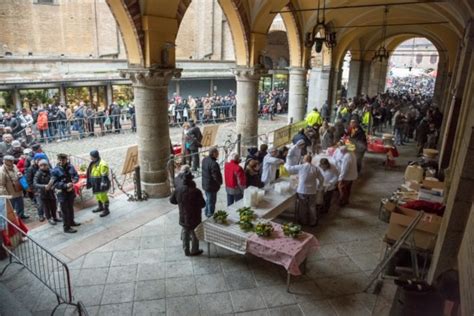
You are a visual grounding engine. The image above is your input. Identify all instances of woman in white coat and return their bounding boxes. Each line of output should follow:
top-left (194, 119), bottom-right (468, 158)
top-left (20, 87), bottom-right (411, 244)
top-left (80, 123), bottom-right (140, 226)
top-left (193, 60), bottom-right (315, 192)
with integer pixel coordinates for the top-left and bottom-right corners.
top-left (285, 154), bottom-right (324, 226)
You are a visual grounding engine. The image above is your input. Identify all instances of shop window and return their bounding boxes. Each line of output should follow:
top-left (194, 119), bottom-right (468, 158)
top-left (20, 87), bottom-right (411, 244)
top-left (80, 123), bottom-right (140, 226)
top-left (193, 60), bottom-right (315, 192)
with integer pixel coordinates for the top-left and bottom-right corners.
top-left (34, 0), bottom-right (56, 5)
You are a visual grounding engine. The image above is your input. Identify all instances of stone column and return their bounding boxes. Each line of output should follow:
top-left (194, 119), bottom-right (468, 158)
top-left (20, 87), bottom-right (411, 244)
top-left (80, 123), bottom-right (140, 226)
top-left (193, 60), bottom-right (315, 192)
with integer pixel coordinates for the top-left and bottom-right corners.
top-left (347, 59), bottom-right (361, 98)
top-left (121, 67), bottom-right (182, 198)
top-left (307, 66), bottom-right (330, 112)
top-left (287, 67), bottom-right (307, 123)
top-left (12, 88), bottom-right (21, 111)
top-left (59, 85), bottom-right (66, 105)
top-left (232, 67), bottom-right (266, 148)
top-left (432, 61), bottom-right (447, 108)
top-left (367, 60), bottom-right (388, 96)
top-left (359, 60), bottom-right (371, 96)
top-left (106, 83), bottom-right (113, 106)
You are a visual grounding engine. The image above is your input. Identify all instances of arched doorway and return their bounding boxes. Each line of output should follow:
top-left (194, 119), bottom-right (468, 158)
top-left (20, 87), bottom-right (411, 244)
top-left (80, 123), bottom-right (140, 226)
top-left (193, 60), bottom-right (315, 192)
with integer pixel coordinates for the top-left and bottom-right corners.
top-left (385, 37), bottom-right (439, 96)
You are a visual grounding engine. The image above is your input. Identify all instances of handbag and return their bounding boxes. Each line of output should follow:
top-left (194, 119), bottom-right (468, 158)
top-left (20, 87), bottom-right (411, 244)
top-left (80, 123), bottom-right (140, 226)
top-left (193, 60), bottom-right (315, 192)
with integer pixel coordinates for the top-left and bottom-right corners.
top-left (19, 176), bottom-right (29, 190)
top-left (104, 117), bottom-right (112, 126)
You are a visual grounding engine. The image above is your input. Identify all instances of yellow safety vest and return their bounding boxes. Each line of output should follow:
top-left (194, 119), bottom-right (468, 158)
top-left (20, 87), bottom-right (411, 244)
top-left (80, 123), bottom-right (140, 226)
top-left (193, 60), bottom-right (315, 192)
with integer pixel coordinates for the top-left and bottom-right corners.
top-left (305, 111), bottom-right (323, 127)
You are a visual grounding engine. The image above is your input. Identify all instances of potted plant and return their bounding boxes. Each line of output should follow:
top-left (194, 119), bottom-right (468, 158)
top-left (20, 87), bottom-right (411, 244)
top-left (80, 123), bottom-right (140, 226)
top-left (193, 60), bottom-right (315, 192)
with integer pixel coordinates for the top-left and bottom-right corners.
top-left (213, 210), bottom-right (229, 224)
top-left (282, 222), bottom-right (302, 238)
top-left (237, 207), bottom-right (255, 232)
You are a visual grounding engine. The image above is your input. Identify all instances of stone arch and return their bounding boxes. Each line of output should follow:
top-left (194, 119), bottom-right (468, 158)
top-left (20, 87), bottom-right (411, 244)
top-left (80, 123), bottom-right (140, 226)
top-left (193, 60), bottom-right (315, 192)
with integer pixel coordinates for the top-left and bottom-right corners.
top-left (280, 6), bottom-right (303, 68)
top-left (218, 0), bottom-right (250, 66)
top-left (105, 0), bottom-right (144, 66)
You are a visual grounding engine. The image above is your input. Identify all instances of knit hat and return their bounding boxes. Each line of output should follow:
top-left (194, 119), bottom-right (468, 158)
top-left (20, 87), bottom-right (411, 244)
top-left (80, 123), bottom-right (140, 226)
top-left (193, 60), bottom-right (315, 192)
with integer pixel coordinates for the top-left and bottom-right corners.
top-left (57, 153), bottom-right (68, 160)
top-left (38, 159), bottom-right (49, 166)
top-left (12, 140), bottom-right (21, 148)
top-left (90, 150), bottom-right (100, 159)
top-left (3, 155), bottom-right (14, 161)
top-left (34, 153), bottom-right (48, 161)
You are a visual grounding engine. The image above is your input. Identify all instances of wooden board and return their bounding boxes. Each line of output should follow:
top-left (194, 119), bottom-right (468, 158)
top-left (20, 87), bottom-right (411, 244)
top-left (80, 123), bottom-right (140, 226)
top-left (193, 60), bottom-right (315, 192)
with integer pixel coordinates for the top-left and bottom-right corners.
top-left (122, 145), bottom-right (138, 175)
top-left (201, 125), bottom-right (219, 147)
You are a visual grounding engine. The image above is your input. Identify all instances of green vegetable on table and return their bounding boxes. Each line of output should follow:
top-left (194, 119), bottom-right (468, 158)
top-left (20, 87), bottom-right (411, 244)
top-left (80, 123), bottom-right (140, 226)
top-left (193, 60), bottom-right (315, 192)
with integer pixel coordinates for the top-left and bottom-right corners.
top-left (255, 221), bottom-right (274, 237)
top-left (282, 222), bottom-right (302, 238)
top-left (237, 207), bottom-right (255, 232)
top-left (213, 210), bottom-right (229, 224)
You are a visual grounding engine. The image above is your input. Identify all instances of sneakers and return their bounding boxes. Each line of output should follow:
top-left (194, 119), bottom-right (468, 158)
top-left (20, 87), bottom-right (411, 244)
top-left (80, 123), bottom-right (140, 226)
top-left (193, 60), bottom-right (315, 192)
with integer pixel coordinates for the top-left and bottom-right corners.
top-left (48, 218), bottom-right (57, 226)
top-left (39, 216), bottom-right (46, 222)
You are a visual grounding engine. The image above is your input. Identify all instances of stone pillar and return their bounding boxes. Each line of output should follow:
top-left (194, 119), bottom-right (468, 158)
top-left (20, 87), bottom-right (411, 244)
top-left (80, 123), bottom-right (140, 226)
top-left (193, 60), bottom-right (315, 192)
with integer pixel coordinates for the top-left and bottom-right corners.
top-left (106, 83), bottom-right (113, 106)
top-left (59, 85), bottom-right (66, 105)
top-left (347, 59), bottom-right (361, 99)
top-left (433, 61), bottom-right (448, 108)
top-left (12, 88), bottom-right (21, 111)
top-left (307, 66), bottom-right (330, 112)
top-left (121, 67), bottom-right (182, 198)
top-left (368, 60), bottom-right (388, 96)
top-left (359, 60), bottom-right (371, 96)
top-left (287, 67), bottom-right (307, 123)
top-left (328, 68), bottom-right (340, 108)
top-left (232, 67), bottom-right (266, 148)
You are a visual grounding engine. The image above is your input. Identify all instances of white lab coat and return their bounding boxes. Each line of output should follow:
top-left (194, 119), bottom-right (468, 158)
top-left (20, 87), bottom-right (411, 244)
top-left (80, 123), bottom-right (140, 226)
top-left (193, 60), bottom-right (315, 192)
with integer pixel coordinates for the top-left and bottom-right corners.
top-left (318, 164), bottom-right (339, 191)
top-left (333, 147), bottom-right (344, 171)
top-left (286, 145), bottom-right (302, 167)
top-left (285, 162), bottom-right (324, 195)
top-left (338, 152), bottom-right (358, 181)
top-left (261, 154), bottom-right (283, 185)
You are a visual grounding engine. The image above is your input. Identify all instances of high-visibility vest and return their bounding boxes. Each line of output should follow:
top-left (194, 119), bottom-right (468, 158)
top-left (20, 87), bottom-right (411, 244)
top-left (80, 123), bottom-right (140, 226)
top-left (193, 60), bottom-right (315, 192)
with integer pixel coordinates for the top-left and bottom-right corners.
top-left (305, 111), bottom-right (323, 127)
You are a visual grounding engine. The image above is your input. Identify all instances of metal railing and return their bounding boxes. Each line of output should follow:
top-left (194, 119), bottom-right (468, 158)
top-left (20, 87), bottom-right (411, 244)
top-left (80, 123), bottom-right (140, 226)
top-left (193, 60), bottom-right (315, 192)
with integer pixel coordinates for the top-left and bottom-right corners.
top-left (0, 212), bottom-right (87, 315)
top-left (168, 105), bottom-right (237, 127)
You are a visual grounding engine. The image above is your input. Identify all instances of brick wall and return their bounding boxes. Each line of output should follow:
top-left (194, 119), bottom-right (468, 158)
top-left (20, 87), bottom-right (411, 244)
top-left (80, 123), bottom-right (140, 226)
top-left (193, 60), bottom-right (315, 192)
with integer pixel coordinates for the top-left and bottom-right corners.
top-left (0, 0), bottom-right (125, 58)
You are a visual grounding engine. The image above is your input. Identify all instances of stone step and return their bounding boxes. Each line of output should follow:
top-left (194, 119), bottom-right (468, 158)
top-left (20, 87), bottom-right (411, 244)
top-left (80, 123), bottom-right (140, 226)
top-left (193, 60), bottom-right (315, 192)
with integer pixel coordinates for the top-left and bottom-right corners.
top-left (0, 282), bottom-right (33, 316)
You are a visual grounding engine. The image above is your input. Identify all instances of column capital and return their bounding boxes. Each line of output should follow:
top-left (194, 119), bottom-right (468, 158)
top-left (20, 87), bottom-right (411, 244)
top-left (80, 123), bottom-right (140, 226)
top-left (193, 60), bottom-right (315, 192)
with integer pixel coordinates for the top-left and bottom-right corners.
top-left (288, 67), bottom-right (308, 75)
top-left (232, 66), bottom-right (267, 81)
top-left (120, 66), bottom-right (182, 87)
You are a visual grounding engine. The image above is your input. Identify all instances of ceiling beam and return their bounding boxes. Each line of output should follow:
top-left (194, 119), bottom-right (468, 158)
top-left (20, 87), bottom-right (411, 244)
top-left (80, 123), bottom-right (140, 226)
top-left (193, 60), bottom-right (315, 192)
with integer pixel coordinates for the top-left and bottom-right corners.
top-left (270, 1), bottom-right (446, 14)
top-left (332, 21), bottom-right (448, 29)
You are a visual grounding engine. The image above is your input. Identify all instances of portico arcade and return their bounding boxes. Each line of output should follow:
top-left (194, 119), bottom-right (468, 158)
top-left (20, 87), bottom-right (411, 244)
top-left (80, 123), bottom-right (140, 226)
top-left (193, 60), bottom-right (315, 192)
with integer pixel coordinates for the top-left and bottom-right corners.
top-left (105, 1), bottom-right (473, 310)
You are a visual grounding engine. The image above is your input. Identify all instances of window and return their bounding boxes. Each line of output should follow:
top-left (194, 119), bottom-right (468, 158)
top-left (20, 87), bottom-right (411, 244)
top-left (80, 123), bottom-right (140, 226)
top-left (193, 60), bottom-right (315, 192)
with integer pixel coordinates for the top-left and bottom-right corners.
top-left (34, 0), bottom-right (56, 5)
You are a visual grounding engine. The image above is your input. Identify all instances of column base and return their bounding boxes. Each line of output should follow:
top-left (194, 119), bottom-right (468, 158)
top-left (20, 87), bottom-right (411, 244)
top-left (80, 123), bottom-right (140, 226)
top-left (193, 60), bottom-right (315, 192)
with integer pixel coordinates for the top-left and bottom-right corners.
top-left (142, 181), bottom-right (170, 198)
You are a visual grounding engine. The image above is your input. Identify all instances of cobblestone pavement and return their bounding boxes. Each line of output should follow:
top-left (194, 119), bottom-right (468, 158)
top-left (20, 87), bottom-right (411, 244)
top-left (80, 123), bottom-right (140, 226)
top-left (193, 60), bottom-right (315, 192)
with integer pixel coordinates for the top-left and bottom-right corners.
top-left (0, 143), bottom-right (418, 315)
top-left (42, 115), bottom-right (288, 175)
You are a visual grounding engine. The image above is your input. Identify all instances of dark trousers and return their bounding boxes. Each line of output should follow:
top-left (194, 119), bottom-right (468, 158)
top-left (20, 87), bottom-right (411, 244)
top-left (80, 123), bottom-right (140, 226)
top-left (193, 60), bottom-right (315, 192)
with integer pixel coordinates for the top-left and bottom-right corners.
top-left (226, 193), bottom-right (243, 206)
top-left (322, 189), bottom-right (336, 213)
top-left (355, 151), bottom-right (365, 175)
top-left (60, 193), bottom-right (75, 229)
top-left (188, 149), bottom-right (200, 171)
top-left (42, 198), bottom-right (58, 220)
top-left (338, 180), bottom-right (353, 206)
top-left (181, 227), bottom-right (199, 254)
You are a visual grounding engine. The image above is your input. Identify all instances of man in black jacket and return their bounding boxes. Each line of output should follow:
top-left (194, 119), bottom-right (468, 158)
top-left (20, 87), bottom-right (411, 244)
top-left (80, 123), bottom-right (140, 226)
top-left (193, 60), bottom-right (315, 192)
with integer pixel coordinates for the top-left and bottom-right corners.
top-left (201, 147), bottom-right (222, 218)
top-left (185, 120), bottom-right (203, 171)
top-left (170, 170), bottom-right (205, 256)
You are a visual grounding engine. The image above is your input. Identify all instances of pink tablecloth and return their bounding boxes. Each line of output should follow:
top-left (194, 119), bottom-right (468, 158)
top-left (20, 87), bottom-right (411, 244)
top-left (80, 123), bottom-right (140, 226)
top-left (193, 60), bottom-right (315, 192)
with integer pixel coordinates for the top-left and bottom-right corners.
top-left (246, 223), bottom-right (319, 275)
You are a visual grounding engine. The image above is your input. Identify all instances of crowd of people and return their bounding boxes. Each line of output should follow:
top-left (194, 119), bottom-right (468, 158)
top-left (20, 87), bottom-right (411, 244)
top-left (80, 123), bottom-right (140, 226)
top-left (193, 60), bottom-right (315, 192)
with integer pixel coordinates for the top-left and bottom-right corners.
top-left (170, 88), bottom-right (444, 256)
top-left (0, 102), bottom-right (135, 143)
top-left (168, 89), bottom-right (289, 126)
top-left (0, 135), bottom-right (111, 234)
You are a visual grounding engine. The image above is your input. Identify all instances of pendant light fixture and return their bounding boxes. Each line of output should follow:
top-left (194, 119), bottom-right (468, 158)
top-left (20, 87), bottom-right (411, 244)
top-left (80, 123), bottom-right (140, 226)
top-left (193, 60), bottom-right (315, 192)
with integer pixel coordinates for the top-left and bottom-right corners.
top-left (373, 6), bottom-right (390, 62)
top-left (305, 0), bottom-right (336, 53)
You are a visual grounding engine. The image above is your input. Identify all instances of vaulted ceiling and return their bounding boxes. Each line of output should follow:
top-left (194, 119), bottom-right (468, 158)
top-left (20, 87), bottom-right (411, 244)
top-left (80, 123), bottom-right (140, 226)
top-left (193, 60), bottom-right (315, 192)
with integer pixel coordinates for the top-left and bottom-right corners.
top-left (106, 0), bottom-right (473, 70)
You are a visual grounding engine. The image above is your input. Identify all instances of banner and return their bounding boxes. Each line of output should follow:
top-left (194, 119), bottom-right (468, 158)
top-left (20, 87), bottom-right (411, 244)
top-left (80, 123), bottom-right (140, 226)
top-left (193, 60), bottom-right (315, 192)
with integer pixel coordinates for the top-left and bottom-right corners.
top-left (272, 121), bottom-right (306, 148)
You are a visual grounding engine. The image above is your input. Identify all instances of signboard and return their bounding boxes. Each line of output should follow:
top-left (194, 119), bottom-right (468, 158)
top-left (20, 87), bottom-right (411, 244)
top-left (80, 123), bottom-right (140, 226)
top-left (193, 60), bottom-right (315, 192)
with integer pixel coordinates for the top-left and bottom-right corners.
top-left (201, 125), bottom-right (220, 147)
top-left (122, 145), bottom-right (138, 175)
top-left (290, 120), bottom-right (307, 139)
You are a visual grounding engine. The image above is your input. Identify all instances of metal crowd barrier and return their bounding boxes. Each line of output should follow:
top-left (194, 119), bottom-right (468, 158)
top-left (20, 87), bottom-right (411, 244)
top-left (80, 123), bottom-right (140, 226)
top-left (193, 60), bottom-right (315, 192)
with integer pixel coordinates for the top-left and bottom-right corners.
top-left (0, 214), bottom-right (88, 315)
top-left (168, 105), bottom-right (236, 127)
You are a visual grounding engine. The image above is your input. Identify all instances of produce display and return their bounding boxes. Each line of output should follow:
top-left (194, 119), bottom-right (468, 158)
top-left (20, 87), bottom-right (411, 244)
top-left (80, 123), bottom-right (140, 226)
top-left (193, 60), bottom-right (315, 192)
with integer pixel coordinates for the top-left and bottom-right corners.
top-left (254, 221), bottom-right (274, 237)
top-left (213, 210), bottom-right (229, 224)
top-left (282, 222), bottom-right (302, 238)
top-left (237, 207), bottom-right (255, 232)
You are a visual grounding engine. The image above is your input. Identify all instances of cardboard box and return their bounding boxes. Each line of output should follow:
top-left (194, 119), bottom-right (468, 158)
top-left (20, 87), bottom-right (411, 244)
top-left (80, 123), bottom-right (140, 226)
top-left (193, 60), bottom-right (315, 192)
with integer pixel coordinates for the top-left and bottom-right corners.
top-left (418, 191), bottom-right (444, 203)
top-left (386, 207), bottom-right (442, 251)
top-left (421, 179), bottom-right (445, 193)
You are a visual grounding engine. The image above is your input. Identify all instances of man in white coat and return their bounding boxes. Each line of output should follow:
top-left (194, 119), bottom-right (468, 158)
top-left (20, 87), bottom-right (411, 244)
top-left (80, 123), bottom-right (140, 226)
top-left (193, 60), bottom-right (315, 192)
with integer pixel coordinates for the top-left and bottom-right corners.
top-left (261, 147), bottom-right (284, 186)
top-left (285, 154), bottom-right (324, 226)
top-left (337, 146), bottom-right (358, 206)
top-left (286, 139), bottom-right (306, 167)
top-left (318, 158), bottom-right (339, 213)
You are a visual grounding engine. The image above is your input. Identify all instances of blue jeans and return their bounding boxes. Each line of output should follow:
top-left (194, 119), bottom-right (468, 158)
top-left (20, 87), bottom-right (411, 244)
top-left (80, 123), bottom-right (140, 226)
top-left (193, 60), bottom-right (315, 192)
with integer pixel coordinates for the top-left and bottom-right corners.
top-left (204, 191), bottom-right (217, 217)
top-left (227, 193), bottom-right (243, 206)
top-left (10, 197), bottom-right (25, 217)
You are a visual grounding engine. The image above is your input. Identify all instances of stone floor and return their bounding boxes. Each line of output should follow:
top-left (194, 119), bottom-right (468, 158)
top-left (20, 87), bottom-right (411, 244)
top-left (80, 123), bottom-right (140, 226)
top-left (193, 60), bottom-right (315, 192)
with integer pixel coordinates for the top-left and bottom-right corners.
top-left (0, 142), bottom-right (418, 316)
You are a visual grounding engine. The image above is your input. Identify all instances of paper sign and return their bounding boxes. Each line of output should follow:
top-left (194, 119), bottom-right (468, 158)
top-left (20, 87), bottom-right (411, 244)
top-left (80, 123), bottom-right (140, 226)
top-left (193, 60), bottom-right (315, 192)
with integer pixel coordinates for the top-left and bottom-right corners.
top-left (122, 145), bottom-right (138, 175)
top-left (201, 125), bottom-right (219, 147)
